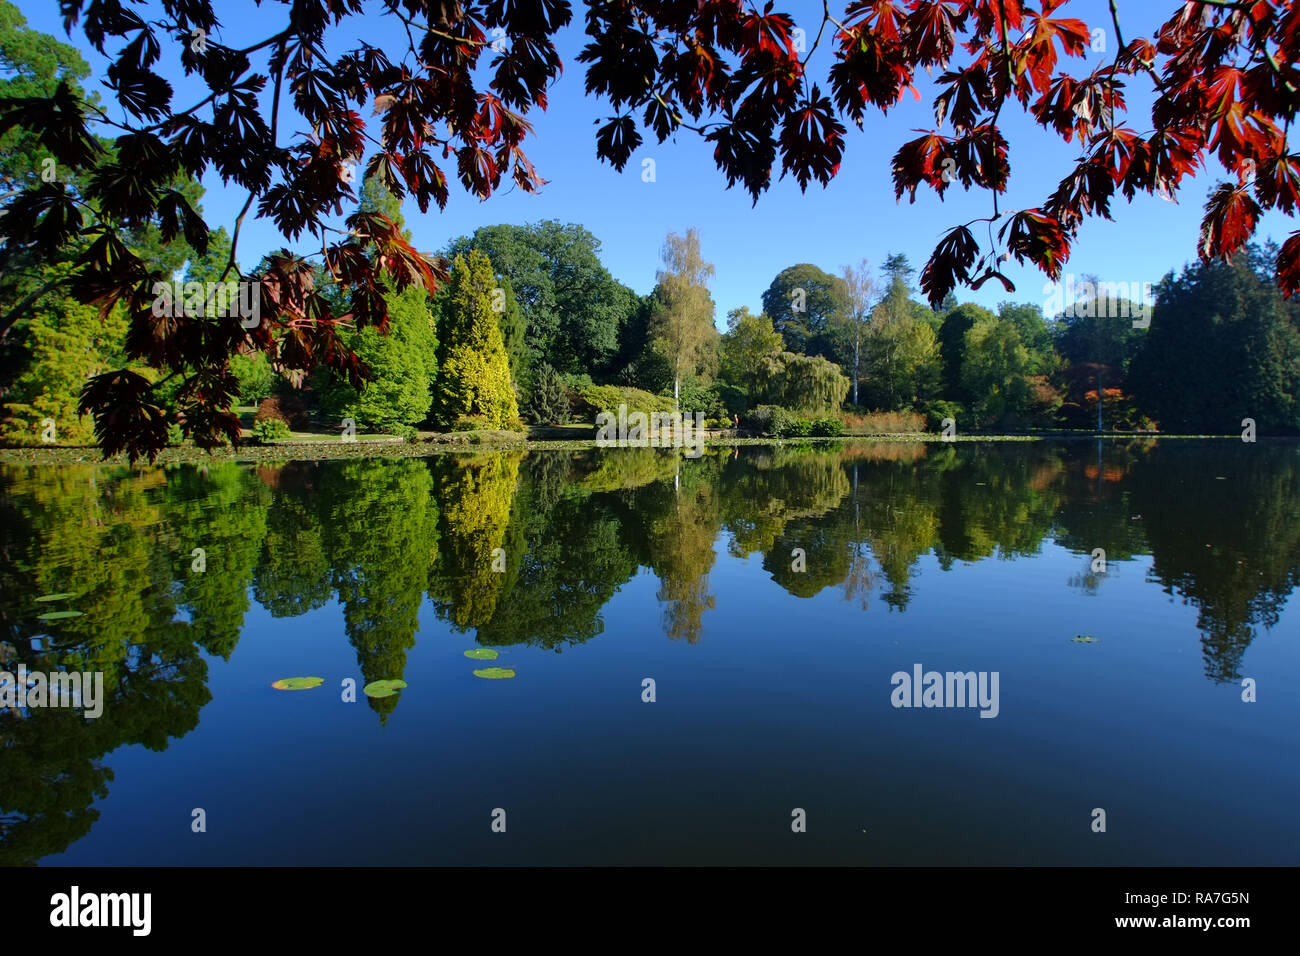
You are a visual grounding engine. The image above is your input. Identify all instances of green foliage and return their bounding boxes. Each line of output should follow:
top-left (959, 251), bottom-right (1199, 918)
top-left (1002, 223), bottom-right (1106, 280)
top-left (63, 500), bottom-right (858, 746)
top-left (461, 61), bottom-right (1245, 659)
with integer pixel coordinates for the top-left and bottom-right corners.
top-left (326, 283), bottom-right (438, 429)
top-left (677, 376), bottom-right (727, 419)
top-left (960, 317), bottom-right (1033, 428)
top-left (1129, 247), bottom-right (1300, 433)
top-left (316, 178), bottom-right (437, 429)
top-left (937, 303), bottom-right (992, 403)
top-left (652, 229), bottom-right (718, 402)
top-left (764, 352), bottom-right (851, 411)
top-left (526, 361), bottom-right (571, 424)
top-left (922, 399), bottom-right (966, 432)
top-left (809, 416), bottom-right (844, 436)
top-left (450, 415), bottom-right (495, 432)
top-left (493, 276), bottom-right (532, 398)
top-left (444, 221), bottom-right (638, 376)
top-left (433, 250), bottom-right (521, 429)
top-left (252, 418), bottom-right (291, 443)
top-left (719, 307), bottom-right (785, 400)
top-left (0, 289), bottom-right (128, 445)
top-left (760, 264), bottom-right (848, 354)
top-left (744, 405), bottom-right (832, 437)
top-left (570, 384), bottom-right (677, 423)
top-left (231, 351), bottom-right (274, 405)
top-left (743, 404), bottom-right (782, 435)
top-left (998, 301), bottom-right (1057, 375)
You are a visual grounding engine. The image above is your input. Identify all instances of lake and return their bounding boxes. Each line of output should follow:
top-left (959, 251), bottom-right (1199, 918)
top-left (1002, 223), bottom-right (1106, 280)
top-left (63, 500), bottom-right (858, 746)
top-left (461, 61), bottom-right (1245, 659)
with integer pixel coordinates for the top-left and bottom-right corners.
top-left (2, 439), bottom-right (1297, 865)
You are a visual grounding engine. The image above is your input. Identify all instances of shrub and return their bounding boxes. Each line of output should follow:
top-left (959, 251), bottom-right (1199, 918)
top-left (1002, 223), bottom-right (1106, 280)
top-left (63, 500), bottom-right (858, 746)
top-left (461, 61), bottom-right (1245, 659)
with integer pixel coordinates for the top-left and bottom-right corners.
top-left (252, 418), bottom-right (291, 443)
top-left (386, 423), bottom-right (418, 441)
top-left (775, 413), bottom-right (813, 437)
top-left (167, 422), bottom-right (185, 446)
top-left (919, 401), bottom-right (963, 433)
top-left (714, 382), bottom-right (749, 416)
top-left (451, 414), bottom-right (494, 432)
top-left (810, 416), bottom-right (844, 437)
top-left (841, 409), bottom-right (929, 434)
top-left (744, 404), bottom-right (781, 435)
top-left (571, 384), bottom-right (678, 423)
top-left (527, 362), bottom-right (571, 424)
top-left (678, 377), bottom-right (727, 420)
top-left (254, 393), bottom-right (309, 429)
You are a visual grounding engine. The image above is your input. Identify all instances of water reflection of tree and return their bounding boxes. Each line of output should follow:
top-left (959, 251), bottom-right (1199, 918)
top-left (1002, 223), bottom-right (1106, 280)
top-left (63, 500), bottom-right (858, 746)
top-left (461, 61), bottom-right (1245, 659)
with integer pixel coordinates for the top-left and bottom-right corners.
top-left (643, 457), bottom-right (722, 643)
top-left (1128, 442), bottom-right (1300, 682)
top-left (3, 439), bottom-right (1297, 861)
top-left (0, 465), bottom-right (230, 864)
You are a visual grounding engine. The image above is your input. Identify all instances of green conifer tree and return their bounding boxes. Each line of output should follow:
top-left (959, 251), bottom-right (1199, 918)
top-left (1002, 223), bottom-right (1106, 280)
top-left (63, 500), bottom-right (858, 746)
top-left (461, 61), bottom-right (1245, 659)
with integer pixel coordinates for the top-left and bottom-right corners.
top-left (433, 250), bottom-right (521, 429)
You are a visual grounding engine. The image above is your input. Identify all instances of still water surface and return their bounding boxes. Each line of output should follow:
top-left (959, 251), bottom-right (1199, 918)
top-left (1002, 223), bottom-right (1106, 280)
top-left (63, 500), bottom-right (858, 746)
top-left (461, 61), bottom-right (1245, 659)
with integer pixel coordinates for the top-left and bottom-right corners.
top-left (1, 439), bottom-right (1297, 865)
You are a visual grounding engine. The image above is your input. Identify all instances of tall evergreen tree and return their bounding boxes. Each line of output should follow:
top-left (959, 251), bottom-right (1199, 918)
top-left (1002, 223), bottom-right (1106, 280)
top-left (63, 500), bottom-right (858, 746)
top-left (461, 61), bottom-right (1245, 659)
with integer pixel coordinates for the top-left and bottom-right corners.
top-left (1130, 246), bottom-right (1300, 433)
top-left (319, 174), bottom-right (437, 429)
top-left (433, 250), bottom-right (521, 429)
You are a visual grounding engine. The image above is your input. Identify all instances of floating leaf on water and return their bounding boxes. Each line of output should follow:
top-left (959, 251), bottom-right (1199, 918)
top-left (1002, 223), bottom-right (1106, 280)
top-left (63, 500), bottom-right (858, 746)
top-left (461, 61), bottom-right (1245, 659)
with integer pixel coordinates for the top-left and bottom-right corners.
top-left (37, 610), bottom-right (84, 621)
top-left (271, 676), bottom-right (324, 690)
top-left (1071, 635), bottom-right (1100, 643)
top-left (34, 592), bottom-right (78, 603)
top-left (362, 679), bottom-right (407, 698)
top-left (473, 667), bottom-right (516, 680)
top-left (464, 649), bottom-right (499, 660)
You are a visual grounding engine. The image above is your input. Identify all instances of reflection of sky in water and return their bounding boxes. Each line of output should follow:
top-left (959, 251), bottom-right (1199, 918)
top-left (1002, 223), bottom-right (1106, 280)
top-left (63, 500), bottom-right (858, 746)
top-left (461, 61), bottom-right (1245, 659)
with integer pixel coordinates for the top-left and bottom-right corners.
top-left (2, 441), bottom-right (1297, 865)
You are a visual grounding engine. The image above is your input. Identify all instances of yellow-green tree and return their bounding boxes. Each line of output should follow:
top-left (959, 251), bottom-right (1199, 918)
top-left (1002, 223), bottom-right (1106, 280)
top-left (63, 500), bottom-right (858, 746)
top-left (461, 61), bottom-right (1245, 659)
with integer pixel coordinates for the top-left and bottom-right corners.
top-left (652, 228), bottom-right (717, 408)
top-left (0, 283), bottom-right (129, 445)
top-left (432, 250), bottom-right (520, 430)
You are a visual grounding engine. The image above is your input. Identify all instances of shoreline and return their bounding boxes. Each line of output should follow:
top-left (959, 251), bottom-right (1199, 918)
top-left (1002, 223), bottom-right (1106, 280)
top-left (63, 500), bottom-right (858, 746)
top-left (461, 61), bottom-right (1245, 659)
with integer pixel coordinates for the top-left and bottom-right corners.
top-left (0, 431), bottom-right (1277, 467)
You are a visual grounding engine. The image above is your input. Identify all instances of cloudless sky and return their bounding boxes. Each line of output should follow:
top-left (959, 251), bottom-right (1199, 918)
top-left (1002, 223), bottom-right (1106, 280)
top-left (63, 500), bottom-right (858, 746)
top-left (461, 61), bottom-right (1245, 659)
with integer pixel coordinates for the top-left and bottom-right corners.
top-left (19, 0), bottom-right (1297, 325)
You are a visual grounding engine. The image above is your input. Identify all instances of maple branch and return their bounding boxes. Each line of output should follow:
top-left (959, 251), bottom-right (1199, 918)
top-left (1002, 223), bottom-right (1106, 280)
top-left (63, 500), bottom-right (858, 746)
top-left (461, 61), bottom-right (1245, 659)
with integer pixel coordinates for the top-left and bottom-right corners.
top-left (220, 36), bottom-right (289, 286)
top-left (802, 1), bottom-right (832, 69)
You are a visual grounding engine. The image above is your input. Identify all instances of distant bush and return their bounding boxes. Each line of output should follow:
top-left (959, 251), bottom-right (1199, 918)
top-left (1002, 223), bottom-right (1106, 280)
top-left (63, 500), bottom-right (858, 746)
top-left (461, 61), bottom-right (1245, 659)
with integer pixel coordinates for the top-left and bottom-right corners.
top-left (571, 384), bottom-right (677, 423)
top-left (714, 382), bottom-right (749, 416)
top-left (743, 404), bottom-right (781, 434)
top-left (843, 409), bottom-right (929, 434)
top-left (386, 423), bottom-right (418, 441)
top-left (451, 414), bottom-right (494, 432)
top-left (254, 393), bottom-right (310, 429)
top-left (166, 422), bottom-right (185, 446)
top-left (527, 362), bottom-right (571, 425)
top-left (809, 416), bottom-right (844, 437)
top-left (776, 414), bottom-right (813, 437)
top-left (252, 418), bottom-right (291, 443)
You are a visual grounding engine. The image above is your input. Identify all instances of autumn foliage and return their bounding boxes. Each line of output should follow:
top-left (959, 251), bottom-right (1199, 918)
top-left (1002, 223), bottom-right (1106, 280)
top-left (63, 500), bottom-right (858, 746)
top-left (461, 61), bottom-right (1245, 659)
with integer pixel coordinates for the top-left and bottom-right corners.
top-left (1, 0), bottom-right (1298, 460)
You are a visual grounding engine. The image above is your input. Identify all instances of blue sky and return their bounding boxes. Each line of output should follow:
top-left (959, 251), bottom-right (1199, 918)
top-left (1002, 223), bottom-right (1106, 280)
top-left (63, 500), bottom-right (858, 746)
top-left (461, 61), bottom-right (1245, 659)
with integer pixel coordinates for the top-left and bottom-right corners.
top-left (19, 0), bottom-right (1296, 325)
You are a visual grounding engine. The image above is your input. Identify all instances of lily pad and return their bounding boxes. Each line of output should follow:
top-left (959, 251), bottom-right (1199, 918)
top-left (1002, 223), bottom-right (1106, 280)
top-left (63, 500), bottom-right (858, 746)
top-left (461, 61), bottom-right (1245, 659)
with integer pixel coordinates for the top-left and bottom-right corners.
top-left (473, 667), bottom-right (516, 680)
top-left (362, 679), bottom-right (407, 698)
top-left (34, 592), bottom-right (79, 603)
top-left (271, 676), bottom-right (324, 690)
top-left (37, 610), bottom-right (84, 621)
top-left (1071, 635), bottom-right (1100, 643)
top-left (464, 648), bottom-right (499, 660)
